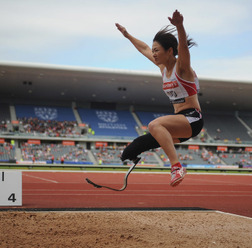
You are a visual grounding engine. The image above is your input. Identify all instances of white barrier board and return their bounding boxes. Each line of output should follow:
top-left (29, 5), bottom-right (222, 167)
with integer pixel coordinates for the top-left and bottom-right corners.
top-left (0, 171), bottom-right (22, 206)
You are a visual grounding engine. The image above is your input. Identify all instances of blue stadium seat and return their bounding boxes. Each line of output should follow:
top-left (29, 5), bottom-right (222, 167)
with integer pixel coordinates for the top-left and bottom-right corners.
top-left (78, 108), bottom-right (138, 137)
top-left (136, 111), bottom-right (172, 126)
top-left (15, 104), bottom-right (76, 121)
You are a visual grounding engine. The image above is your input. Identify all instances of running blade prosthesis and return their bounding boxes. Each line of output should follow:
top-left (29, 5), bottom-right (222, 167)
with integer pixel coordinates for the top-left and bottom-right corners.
top-left (85, 157), bottom-right (141, 191)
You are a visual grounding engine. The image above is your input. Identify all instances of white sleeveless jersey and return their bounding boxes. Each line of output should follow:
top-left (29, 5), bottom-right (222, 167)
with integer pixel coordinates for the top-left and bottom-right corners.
top-left (162, 64), bottom-right (200, 104)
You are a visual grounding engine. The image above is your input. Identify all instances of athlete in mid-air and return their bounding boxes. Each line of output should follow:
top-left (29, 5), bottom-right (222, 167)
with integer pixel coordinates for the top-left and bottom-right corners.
top-left (116, 10), bottom-right (204, 187)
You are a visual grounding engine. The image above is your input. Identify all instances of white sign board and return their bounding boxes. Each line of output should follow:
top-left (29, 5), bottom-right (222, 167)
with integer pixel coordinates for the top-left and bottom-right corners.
top-left (0, 171), bottom-right (22, 206)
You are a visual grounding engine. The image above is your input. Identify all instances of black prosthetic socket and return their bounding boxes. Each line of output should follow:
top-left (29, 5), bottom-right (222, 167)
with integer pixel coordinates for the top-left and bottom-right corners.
top-left (121, 133), bottom-right (160, 161)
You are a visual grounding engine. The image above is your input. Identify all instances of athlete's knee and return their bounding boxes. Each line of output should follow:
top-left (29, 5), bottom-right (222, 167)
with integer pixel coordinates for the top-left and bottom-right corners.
top-left (148, 119), bottom-right (161, 134)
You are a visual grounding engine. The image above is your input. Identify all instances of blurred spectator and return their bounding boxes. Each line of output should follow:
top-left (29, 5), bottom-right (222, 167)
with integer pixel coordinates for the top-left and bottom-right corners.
top-left (20, 143), bottom-right (89, 163)
top-left (61, 156), bottom-right (64, 164)
top-left (18, 117), bottom-right (80, 137)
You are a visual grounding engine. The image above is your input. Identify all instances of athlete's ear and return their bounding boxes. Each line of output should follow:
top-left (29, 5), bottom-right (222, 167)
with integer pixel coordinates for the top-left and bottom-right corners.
top-left (167, 47), bottom-right (173, 55)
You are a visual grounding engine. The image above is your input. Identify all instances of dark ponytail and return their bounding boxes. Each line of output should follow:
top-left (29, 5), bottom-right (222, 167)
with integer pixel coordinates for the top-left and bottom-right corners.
top-left (153, 25), bottom-right (196, 56)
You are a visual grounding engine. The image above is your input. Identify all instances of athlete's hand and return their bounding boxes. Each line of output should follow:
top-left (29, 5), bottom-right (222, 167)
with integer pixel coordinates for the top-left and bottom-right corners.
top-left (115, 23), bottom-right (129, 38)
top-left (168, 10), bottom-right (183, 26)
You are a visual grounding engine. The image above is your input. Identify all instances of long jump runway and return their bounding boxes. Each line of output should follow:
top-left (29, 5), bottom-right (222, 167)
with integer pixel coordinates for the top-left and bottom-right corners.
top-left (3, 171), bottom-right (252, 218)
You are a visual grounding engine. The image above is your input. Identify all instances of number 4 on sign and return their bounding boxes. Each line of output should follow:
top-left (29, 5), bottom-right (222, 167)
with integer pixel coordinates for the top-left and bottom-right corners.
top-left (8, 193), bottom-right (17, 202)
top-left (0, 171), bottom-right (22, 206)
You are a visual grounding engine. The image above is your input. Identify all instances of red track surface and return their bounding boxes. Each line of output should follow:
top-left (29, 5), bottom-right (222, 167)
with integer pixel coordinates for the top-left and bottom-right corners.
top-left (4, 171), bottom-right (252, 217)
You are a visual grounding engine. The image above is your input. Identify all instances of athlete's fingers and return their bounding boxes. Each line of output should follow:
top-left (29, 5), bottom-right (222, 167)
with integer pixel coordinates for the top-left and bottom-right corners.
top-left (115, 23), bottom-right (123, 30)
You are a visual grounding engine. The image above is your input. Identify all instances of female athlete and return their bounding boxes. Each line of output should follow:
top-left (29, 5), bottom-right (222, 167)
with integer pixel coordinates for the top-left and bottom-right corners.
top-left (116, 10), bottom-right (203, 187)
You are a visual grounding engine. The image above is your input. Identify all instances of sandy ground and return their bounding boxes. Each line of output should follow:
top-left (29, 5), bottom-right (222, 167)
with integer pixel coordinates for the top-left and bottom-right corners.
top-left (0, 211), bottom-right (251, 248)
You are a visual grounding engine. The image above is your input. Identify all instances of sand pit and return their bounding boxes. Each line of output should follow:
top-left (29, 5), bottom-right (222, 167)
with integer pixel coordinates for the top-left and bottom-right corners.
top-left (0, 211), bottom-right (251, 248)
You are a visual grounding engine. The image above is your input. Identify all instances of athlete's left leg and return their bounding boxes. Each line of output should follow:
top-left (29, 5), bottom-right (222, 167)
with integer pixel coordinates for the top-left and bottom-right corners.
top-left (148, 114), bottom-right (191, 164)
top-left (148, 114), bottom-right (191, 186)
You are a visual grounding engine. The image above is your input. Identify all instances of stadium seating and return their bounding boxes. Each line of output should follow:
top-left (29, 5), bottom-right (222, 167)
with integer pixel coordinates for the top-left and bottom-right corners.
top-left (0, 142), bottom-right (15, 162)
top-left (18, 118), bottom-right (79, 137)
top-left (155, 146), bottom-right (224, 166)
top-left (203, 111), bottom-right (251, 142)
top-left (91, 146), bottom-right (160, 165)
top-left (218, 152), bottom-right (251, 167)
top-left (91, 146), bottom-right (124, 165)
top-left (0, 138), bottom-right (249, 167)
top-left (139, 151), bottom-right (160, 165)
top-left (78, 108), bottom-right (138, 138)
top-left (15, 104), bottom-right (76, 121)
top-left (0, 103), bottom-right (11, 132)
top-left (14, 104), bottom-right (81, 137)
top-left (0, 103), bottom-right (251, 167)
top-left (0, 103), bottom-right (11, 122)
top-left (20, 143), bottom-right (92, 164)
top-left (239, 111), bottom-right (252, 129)
top-left (136, 111), bottom-right (172, 126)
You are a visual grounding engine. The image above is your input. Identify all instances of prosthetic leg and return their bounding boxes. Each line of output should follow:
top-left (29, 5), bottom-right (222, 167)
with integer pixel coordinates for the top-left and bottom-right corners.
top-left (120, 133), bottom-right (160, 162)
top-left (86, 133), bottom-right (160, 191)
top-left (86, 157), bottom-right (141, 191)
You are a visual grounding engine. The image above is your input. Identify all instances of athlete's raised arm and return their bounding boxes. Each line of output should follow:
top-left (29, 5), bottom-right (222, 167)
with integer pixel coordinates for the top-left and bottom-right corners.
top-left (115, 23), bottom-right (157, 66)
top-left (168, 10), bottom-right (192, 79)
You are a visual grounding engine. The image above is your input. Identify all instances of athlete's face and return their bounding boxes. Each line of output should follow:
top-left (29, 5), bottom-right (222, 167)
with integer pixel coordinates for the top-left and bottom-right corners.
top-left (152, 41), bottom-right (172, 65)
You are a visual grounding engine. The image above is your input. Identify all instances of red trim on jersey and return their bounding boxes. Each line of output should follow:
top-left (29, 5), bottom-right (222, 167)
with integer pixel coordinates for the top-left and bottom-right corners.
top-left (175, 73), bottom-right (197, 96)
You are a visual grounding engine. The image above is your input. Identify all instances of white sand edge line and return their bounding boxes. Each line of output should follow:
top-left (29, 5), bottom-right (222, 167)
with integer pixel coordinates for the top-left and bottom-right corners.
top-left (215, 210), bottom-right (252, 220)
